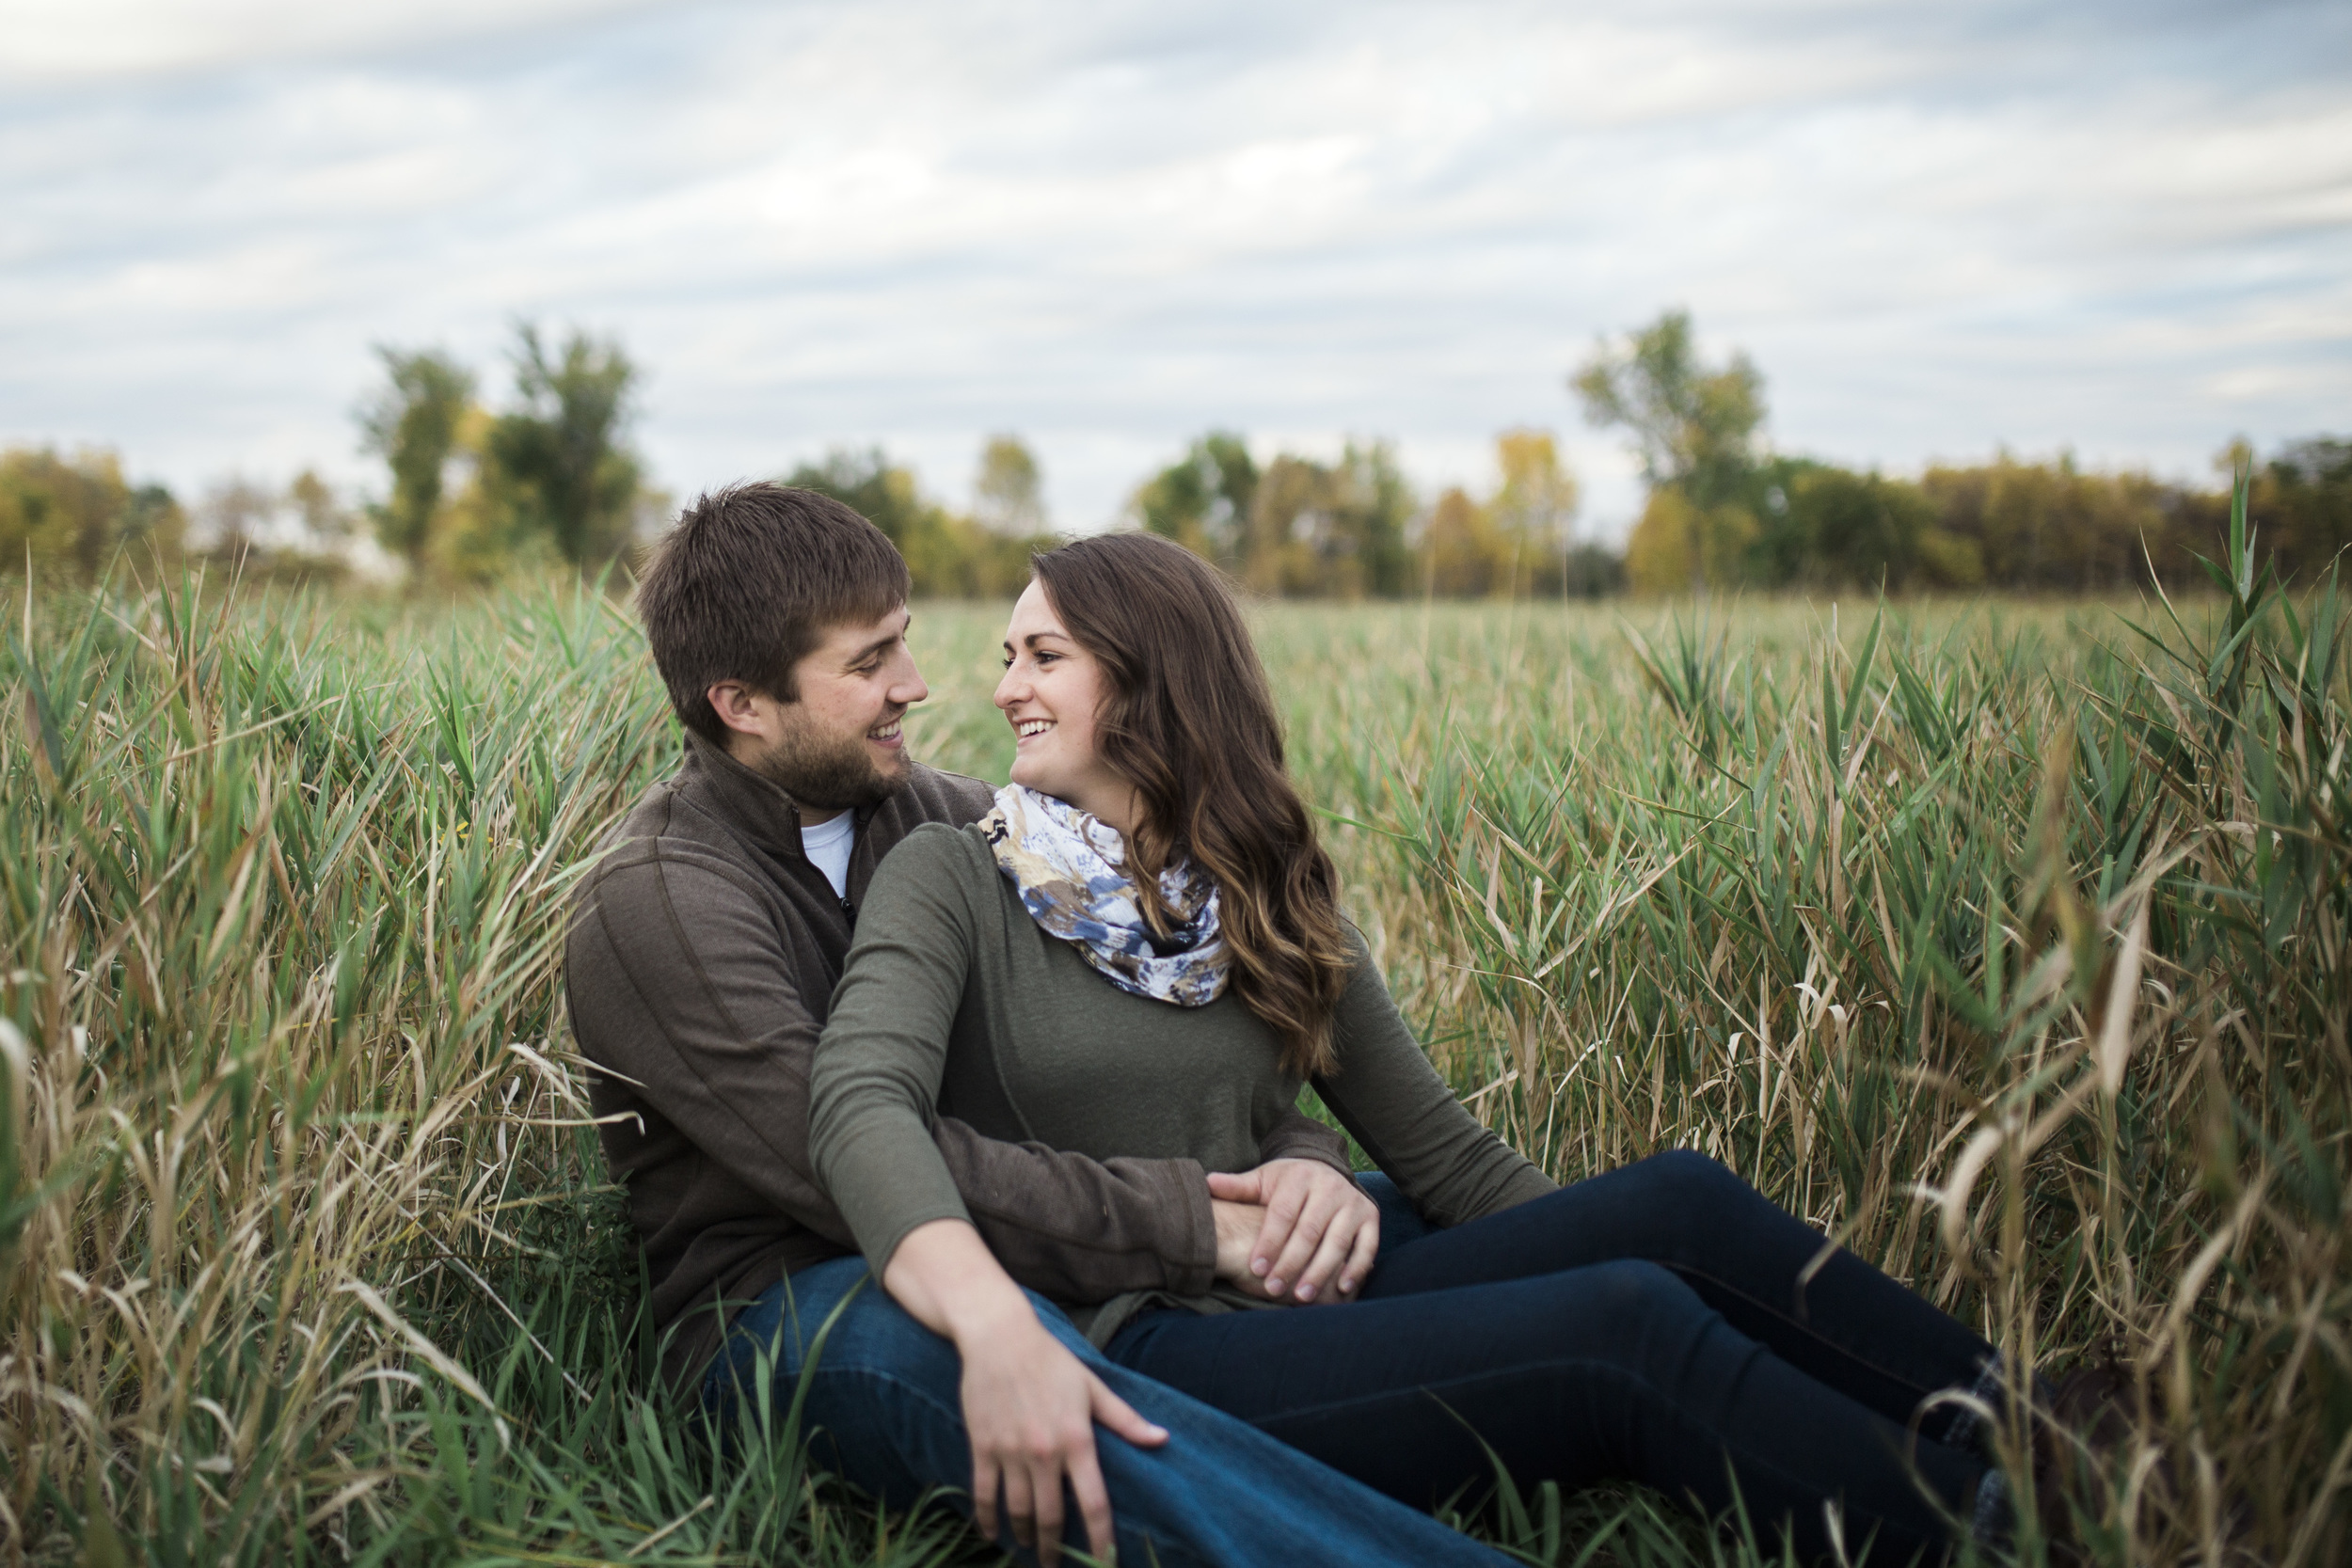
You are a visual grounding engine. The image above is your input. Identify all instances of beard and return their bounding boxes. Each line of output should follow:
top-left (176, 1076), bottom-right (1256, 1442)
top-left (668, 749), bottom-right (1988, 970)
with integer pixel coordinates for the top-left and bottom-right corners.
top-left (746, 711), bottom-right (904, 813)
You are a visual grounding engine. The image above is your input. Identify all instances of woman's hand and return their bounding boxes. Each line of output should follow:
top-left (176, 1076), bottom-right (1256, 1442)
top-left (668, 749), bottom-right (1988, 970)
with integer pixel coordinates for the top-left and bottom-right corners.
top-left (882, 1219), bottom-right (1167, 1566)
top-left (1205, 1158), bottom-right (1379, 1304)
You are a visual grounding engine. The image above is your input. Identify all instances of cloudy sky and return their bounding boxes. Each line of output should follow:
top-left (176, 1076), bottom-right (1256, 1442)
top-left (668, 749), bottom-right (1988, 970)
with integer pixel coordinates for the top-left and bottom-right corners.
top-left (3, 0), bottom-right (2346, 538)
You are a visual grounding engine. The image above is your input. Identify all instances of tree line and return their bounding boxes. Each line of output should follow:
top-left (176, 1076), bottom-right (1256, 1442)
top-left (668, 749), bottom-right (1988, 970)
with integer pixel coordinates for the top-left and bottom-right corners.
top-left (1575, 309), bottom-right (2352, 594)
top-left (4, 309), bottom-right (2345, 595)
top-left (0, 321), bottom-right (660, 589)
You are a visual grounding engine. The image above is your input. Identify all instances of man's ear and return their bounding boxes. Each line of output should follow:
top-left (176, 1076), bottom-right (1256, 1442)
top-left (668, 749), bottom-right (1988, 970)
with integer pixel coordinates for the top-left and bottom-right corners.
top-left (706, 680), bottom-right (769, 738)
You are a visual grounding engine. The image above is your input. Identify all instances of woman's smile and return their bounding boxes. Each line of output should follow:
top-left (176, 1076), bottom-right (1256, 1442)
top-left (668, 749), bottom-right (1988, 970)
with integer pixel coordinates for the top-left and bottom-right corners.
top-left (994, 578), bottom-right (1135, 829)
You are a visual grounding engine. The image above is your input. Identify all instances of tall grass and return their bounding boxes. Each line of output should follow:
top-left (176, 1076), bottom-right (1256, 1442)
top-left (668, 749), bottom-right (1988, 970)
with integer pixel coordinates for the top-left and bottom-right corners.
top-left (2, 510), bottom-right (2344, 1564)
top-left (0, 576), bottom-right (972, 1565)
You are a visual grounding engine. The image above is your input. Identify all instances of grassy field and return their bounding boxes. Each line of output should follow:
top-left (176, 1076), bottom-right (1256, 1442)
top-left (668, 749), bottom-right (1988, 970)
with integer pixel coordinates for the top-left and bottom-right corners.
top-left (2, 528), bottom-right (2345, 1564)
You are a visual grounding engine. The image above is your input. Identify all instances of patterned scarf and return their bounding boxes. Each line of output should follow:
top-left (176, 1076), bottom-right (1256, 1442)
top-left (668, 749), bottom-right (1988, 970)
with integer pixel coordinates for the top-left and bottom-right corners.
top-left (977, 784), bottom-right (1230, 1006)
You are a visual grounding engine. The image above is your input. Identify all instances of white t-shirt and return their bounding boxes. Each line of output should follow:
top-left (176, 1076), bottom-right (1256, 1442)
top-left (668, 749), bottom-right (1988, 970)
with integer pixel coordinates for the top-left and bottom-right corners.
top-left (801, 810), bottom-right (856, 900)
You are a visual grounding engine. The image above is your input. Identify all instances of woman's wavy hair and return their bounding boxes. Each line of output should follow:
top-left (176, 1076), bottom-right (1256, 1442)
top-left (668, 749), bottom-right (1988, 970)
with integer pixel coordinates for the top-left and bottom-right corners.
top-left (1030, 532), bottom-right (1352, 1078)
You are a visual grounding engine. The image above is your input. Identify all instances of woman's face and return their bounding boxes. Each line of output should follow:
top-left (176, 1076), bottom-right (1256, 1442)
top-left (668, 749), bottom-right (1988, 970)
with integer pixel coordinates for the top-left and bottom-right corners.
top-left (994, 578), bottom-right (1135, 831)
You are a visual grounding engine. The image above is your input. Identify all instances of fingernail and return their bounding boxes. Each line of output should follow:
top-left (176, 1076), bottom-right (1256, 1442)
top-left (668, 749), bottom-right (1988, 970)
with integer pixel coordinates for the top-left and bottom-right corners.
top-left (1265, 1277), bottom-right (1282, 1293)
top-left (1251, 1258), bottom-right (1268, 1275)
top-left (1296, 1283), bottom-right (1316, 1302)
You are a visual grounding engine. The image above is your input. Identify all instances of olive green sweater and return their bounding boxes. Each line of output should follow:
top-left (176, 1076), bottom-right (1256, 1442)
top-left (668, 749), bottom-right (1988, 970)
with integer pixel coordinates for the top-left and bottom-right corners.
top-left (809, 822), bottom-right (1558, 1344)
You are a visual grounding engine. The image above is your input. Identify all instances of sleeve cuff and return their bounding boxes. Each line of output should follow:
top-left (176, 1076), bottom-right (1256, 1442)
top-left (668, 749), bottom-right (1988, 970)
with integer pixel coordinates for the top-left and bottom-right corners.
top-left (1162, 1158), bottom-right (1217, 1295)
top-left (866, 1197), bottom-right (976, 1283)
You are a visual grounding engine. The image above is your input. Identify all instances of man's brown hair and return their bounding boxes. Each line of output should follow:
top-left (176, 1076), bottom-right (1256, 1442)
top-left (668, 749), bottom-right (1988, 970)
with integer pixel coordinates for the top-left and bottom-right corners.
top-left (636, 483), bottom-right (911, 745)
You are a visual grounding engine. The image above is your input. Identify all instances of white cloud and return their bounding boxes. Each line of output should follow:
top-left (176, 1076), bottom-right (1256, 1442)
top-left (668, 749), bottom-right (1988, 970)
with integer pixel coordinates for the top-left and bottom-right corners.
top-left (0, 0), bottom-right (2345, 540)
top-left (0, 0), bottom-right (657, 80)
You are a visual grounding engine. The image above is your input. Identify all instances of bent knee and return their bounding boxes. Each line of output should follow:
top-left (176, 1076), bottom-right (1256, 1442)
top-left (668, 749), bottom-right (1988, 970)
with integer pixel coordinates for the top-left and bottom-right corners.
top-left (1586, 1257), bottom-right (1703, 1312)
top-left (1632, 1148), bottom-right (1757, 1217)
top-left (1549, 1259), bottom-right (1719, 1359)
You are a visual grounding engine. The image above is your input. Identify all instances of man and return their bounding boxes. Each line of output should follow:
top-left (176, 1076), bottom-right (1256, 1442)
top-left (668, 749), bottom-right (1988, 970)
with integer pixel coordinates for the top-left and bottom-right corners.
top-left (566, 483), bottom-right (1506, 1567)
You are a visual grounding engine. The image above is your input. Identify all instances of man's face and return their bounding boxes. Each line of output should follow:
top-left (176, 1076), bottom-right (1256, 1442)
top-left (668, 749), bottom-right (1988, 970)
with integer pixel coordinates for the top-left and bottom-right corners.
top-left (710, 606), bottom-right (929, 814)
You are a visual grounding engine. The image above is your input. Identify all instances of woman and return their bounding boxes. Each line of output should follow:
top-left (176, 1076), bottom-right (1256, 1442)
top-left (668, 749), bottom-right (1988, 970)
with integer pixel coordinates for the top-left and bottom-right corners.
top-left (809, 533), bottom-right (2021, 1566)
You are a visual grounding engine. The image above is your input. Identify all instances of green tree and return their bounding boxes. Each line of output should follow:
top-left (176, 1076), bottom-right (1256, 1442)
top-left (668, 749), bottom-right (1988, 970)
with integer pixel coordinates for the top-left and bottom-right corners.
top-left (1241, 453), bottom-right (1329, 594)
top-left (786, 447), bottom-right (961, 588)
top-left (358, 348), bottom-right (475, 576)
top-left (2252, 436), bottom-right (2352, 583)
top-left (484, 325), bottom-right (644, 569)
top-left (1744, 455), bottom-right (1833, 587)
top-left (1783, 467), bottom-right (1941, 590)
top-left (1572, 309), bottom-right (1765, 594)
top-left (1324, 440), bottom-right (1417, 598)
top-left (786, 447), bottom-right (1034, 597)
top-left (974, 435), bottom-right (1046, 534)
top-left (1134, 433), bottom-right (1259, 565)
top-left (1237, 442), bottom-right (1414, 598)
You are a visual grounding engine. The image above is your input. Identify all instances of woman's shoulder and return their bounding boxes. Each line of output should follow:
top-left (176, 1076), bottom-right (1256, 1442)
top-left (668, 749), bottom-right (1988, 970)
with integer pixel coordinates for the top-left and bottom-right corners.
top-left (874, 819), bottom-right (996, 885)
top-left (853, 821), bottom-right (1005, 953)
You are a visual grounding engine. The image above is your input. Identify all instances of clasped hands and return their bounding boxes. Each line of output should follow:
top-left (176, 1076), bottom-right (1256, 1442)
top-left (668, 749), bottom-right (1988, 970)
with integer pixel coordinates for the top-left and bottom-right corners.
top-left (1207, 1156), bottom-right (1381, 1304)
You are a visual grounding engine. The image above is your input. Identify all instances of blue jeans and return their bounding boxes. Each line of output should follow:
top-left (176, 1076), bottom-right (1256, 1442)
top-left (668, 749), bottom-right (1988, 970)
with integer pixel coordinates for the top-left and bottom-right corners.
top-left (704, 1254), bottom-right (1511, 1568)
top-left (1108, 1151), bottom-right (1998, 1564)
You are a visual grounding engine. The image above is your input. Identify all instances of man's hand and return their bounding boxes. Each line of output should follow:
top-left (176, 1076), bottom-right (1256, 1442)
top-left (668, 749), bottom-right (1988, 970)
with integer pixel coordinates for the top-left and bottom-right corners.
top-left (1204, 1158), bottom-right (1379, 1304)
top-left (1209, 1196), bottom-right (1282, 1301)
top-left (883, 1219), bottom-right (1167, 1566)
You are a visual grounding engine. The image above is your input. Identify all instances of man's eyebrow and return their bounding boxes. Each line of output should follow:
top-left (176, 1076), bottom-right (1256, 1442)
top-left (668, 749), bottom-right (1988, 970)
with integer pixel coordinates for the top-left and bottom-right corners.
top-left (847, 631), bottom-right (900, 663)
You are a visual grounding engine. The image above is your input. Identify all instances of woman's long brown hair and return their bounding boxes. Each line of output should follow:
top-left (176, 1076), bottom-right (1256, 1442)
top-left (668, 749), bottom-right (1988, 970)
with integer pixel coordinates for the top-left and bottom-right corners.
top-left (1031, 532), bottom-right (1353, 1078)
